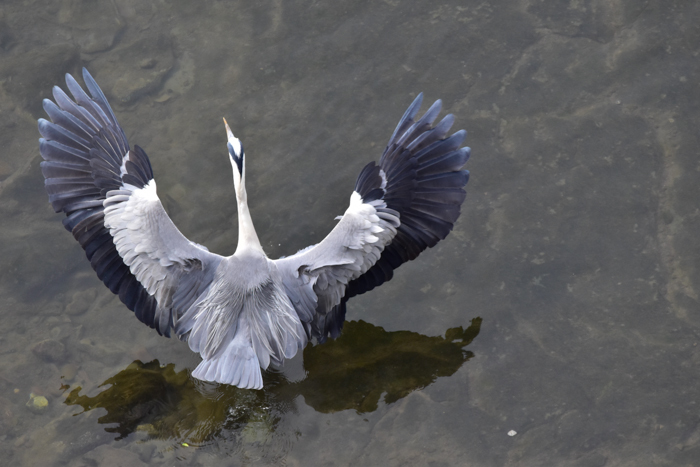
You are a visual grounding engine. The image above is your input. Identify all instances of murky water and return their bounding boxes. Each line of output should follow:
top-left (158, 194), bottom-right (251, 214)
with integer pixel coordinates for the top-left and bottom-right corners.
top-left (1, 0), bottom-right (700, 465)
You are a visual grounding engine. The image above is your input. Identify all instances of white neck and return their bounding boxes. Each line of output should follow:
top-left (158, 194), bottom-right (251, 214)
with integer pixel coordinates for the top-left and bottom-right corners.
top-left (233, 169), bottom-right (264, 255)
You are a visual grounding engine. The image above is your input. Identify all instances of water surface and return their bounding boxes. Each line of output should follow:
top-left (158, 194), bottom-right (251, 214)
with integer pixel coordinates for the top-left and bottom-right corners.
top-left (1, 0), bottom-right (699, 465)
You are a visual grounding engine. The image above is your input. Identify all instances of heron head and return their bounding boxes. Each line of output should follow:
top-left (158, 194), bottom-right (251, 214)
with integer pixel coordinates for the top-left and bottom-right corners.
top-left (223, 118), bottom-right (245, 188)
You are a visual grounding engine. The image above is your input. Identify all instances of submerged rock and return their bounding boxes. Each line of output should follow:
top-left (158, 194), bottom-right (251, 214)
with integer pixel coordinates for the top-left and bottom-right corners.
top-left (56, 0), bottom-right (125, 54)
top-left (26, 393), bottom-right (48, 413)
top-left (65, 288), bottom-right (97, 316)
top-left (90, 34), bottom-right (174, 104)
top-left (31, 339), bottom-right (66, 363)
top-left (60, 363), bottom-right (78, 382)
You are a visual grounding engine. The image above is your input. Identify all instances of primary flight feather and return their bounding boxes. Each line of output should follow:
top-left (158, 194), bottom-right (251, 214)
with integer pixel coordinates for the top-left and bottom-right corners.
top-left (38, 68), bottom-right (470, 389)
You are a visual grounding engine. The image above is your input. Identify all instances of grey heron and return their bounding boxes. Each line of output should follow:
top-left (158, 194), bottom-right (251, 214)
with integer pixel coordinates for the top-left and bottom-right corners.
top-left (38, 69), bottom-right (470, 390)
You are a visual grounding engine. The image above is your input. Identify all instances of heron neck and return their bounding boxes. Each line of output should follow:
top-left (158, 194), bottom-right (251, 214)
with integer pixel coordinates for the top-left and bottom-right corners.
top-left (235, 185), bottom-right (264, 254)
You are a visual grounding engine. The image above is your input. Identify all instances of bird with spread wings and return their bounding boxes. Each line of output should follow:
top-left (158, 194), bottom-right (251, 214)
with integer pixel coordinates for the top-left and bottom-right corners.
top-left (38, 69), bottom-right (470, 389)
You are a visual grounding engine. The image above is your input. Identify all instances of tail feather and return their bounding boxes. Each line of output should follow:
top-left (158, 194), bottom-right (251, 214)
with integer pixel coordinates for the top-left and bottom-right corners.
top-left (191, 326), bottom-right (264, 390)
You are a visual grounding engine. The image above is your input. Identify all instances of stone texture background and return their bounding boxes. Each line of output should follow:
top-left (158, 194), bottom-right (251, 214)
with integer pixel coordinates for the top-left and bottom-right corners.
top-left (0, 0), bottom-right (699, 465)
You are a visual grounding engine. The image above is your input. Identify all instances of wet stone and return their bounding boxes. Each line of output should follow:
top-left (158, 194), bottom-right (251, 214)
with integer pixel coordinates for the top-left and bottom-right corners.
top-left (26, 393), bottom-right (48, 413)
top-left (65, 288), bottom-right (97, 316)
top-left (54, 419), bottom-right (113, 464)
top-left (91, 34), bottom-right (174, 104)
top-left (57, 0), bottom-right (125, 54)
top-left (60, 363), bottom-right (78, 382)
top-left (43, 302), bottom-right (64, 316)
top-left (31, 339), bottom-right (66, 363)
top-left (78, 21), bottom-right (124, 55)
top-left (13, 433), bottom-right (29, 449)
top-left (77, 338), bottom-right (123, 367)
top-left (139, 57), bottom-right (157, 69)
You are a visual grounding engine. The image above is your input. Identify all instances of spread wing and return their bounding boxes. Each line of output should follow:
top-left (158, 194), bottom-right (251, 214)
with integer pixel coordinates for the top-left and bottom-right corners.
top-left (275, 94), bottom-right (470, 342)
top-left (39, 68), bottom-right (223, 337)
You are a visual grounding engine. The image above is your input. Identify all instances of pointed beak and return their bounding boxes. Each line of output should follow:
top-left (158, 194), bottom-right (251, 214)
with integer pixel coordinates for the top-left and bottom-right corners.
top-left (223, 117), bottom-right (235, 140)
top-left (223, 117), bottom-right (242, 156)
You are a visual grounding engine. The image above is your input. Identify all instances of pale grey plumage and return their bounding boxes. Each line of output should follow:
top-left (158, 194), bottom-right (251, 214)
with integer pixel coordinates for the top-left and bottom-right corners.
top-left (103, 150), bottom-right (308, 388)
top-left (39, 69), bottom-right (470, 390)
top-left (103, 179), bottom-right (222, 333)
top-left (275, 193), bottom-right (400, 329)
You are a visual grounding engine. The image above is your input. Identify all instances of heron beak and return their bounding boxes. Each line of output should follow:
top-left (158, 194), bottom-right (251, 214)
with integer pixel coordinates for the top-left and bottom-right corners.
top-left (223, 117), bottom-right (234, 140)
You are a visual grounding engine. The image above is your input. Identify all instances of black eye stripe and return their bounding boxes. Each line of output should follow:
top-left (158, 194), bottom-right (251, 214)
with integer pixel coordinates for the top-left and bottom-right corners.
top-left (227, 142), bottom-right (244, 175)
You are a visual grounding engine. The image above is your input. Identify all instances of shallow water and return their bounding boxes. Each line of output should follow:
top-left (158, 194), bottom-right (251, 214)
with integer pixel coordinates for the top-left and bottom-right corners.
top-left (1, 0), bottom-right (700, 465)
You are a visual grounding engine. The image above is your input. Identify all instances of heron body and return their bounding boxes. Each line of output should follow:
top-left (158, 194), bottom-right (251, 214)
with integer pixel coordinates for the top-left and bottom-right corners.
top-left (39, 69), bottom-right (470, 389)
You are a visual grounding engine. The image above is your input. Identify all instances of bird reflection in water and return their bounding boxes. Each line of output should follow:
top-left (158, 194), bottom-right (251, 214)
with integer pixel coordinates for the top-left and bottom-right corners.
top-left (64, 318), bottom-right (481, 444)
